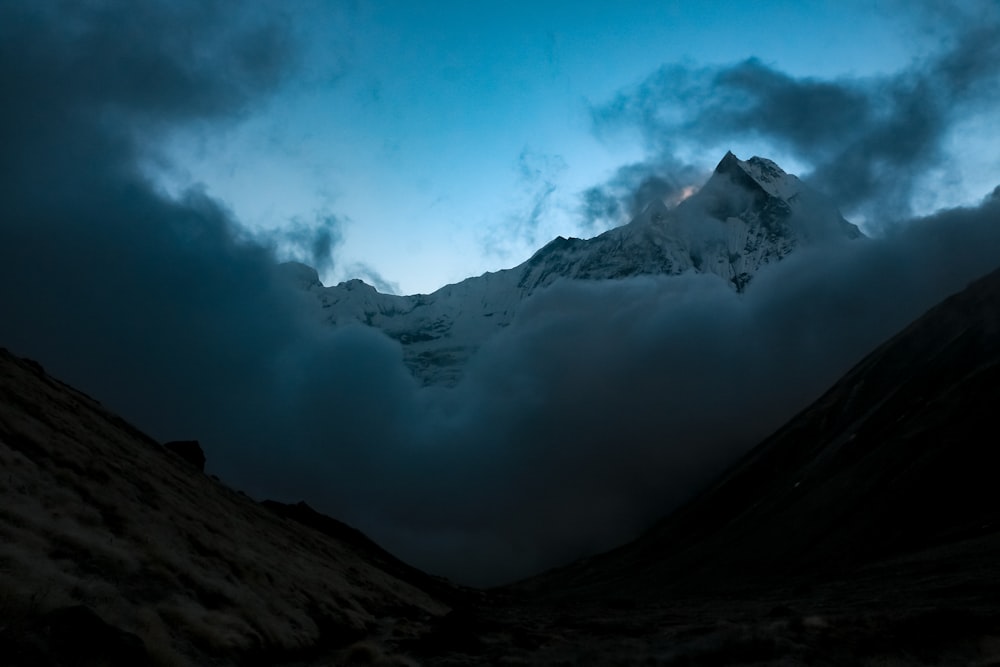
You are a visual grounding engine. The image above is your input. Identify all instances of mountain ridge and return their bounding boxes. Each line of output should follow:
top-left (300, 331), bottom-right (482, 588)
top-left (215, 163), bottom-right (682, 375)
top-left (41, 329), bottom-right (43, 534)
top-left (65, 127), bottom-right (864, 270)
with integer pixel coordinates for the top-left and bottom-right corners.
top-left (299, 152), bottom-right (862, 384)
top-left (0, 346), bottom-right (456, 665)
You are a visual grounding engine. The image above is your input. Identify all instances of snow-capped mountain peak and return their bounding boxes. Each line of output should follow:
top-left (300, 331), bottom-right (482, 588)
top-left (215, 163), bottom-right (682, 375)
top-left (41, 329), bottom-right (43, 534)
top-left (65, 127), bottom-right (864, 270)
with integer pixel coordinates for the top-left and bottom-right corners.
top-left (294, 152), bottom-right (862, 384)
top-left (713, 151), bottom-right (801, 202)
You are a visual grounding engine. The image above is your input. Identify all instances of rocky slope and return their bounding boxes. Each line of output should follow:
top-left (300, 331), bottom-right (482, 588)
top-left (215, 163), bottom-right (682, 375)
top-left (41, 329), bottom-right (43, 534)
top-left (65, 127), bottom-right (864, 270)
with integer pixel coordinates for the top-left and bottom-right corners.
top-left (294, 152), bottom-right (861, 385)
top-left (0, 348), bottom-right (458, 666)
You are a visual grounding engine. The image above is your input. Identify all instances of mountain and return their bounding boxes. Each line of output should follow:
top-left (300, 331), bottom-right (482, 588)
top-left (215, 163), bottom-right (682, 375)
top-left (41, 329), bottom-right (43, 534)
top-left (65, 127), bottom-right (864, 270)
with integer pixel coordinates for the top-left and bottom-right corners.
top-left (520, 261), bottom-right (1000, 602)
top-left (293, 152), bottom-right (862, 385)
top-left (0, 347), bottom-right (460, 666)
top-left (3, 248), bottom-right (1000, 665)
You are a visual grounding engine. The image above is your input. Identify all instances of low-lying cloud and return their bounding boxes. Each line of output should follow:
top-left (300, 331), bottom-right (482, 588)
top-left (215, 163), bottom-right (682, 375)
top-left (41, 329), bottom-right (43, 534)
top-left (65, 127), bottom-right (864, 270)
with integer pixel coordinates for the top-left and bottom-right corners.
top-left (1, 1), bottom-right (999, 586)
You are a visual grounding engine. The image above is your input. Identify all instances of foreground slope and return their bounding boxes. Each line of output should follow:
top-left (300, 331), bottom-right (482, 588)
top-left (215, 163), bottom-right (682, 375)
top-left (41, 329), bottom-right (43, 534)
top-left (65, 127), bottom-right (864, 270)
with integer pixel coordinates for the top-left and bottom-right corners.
top-left (0, 348), bottom-right (452, 666)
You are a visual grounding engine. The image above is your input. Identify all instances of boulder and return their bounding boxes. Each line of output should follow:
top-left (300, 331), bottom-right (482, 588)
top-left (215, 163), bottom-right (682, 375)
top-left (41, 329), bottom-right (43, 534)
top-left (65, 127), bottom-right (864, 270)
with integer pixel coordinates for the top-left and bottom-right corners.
top-left (163, 439), bottom-right (206, 472)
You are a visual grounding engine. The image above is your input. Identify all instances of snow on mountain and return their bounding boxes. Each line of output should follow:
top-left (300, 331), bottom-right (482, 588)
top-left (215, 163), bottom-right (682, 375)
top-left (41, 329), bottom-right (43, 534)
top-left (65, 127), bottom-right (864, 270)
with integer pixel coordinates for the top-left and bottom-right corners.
top-left (293, 152), bottom-right (862, 385)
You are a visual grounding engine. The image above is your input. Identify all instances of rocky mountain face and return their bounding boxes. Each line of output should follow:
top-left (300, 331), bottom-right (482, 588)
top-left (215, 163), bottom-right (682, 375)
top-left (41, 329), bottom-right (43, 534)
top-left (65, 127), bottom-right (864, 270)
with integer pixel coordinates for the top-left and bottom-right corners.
top-left (294, 152), bottom-right (861, 385)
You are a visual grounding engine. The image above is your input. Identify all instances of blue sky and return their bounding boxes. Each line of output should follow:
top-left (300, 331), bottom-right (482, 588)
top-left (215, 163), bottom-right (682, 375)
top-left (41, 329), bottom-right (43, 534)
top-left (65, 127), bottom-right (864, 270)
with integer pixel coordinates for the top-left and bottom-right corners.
top-left (153, 1), bottom-right (998, 295)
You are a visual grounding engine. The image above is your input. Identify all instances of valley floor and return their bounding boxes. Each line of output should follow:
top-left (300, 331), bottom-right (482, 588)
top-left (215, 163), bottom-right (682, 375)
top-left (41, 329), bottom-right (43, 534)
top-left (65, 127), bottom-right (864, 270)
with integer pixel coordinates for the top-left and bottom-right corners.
top-left (406, 533), bottom-right (1000, 666)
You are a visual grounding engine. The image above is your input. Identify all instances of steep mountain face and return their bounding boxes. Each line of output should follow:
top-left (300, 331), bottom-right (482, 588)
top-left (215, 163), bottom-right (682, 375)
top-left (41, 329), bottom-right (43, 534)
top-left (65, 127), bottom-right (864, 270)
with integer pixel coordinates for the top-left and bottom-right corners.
top-left (522, 262), bottom-right (1000, 602)
top-left (295, 153), bottom-right (860, 385)
top-left (517, 151), bottom-right (860, 293)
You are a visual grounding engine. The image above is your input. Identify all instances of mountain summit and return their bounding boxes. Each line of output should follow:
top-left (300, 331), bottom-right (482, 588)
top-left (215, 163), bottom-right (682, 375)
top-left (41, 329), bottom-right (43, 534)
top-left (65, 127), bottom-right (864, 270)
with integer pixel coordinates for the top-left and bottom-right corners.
top-left (714, 150), bottom-right (798, 200)
top-left (296, 153), bottom-right (861, 384)
top-left (515, 151), bottom-right (860, 292)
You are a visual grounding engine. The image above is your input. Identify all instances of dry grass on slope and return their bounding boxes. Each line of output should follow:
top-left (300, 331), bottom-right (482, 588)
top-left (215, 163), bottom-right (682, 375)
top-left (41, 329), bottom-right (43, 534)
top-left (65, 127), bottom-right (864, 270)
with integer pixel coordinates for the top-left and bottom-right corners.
top-left (0, 349), bottom-right (449, 666)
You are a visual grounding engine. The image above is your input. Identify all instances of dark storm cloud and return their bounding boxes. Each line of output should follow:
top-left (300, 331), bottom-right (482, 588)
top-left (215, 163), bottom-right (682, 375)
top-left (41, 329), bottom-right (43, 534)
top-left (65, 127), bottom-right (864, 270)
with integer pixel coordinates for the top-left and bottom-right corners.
top-left (0, 2), bottom-right (291, 156)
top-left (0, 2), bottom-right (421, 559)
top-left (3, 0), bottom-right (1000, 589)
top-left (589, 3), bottom-right (1000, 224)
top-left (0, 0), bottom-right (311, 431)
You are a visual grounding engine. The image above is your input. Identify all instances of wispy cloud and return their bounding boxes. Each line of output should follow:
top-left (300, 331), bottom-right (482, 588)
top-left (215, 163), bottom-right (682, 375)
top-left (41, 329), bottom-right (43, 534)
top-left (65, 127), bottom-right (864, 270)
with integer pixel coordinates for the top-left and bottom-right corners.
top-left (267, 211), bottom-right (344, 274)
top-left (578, 157), bottom-right (708, 233)
top-left (342, 262), bottom-right (402, 295)
top-left (482, 148), bottom-right (567, 259)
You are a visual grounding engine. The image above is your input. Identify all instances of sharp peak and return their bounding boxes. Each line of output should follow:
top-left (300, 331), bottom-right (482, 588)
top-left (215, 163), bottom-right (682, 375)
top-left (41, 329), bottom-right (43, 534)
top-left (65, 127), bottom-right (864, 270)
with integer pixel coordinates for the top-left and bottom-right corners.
top-left (711, 151), bottom-right (798, 201)
top-left (277, 261), bottom-right (324, 289)
top-left (715, 150), bottom-right (743, 173)
top-left (338, 277), bottom-right (378, 292)
top-left (714, 151), bottom-right (785, 176)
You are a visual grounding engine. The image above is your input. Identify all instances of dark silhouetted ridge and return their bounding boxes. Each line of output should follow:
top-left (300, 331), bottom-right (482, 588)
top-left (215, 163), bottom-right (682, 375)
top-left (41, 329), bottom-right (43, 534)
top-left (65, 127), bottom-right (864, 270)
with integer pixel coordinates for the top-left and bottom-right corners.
top-left (523, 262), bottom-right (1000, 601)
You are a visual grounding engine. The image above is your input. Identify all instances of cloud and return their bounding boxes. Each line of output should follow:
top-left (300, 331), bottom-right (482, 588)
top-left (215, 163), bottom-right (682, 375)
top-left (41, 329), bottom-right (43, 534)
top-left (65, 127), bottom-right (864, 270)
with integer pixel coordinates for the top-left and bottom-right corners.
top-left (483, 149), bottom-right (567, 259)
top-left (579, 157), bottom-right (708, 233)
top-left (267, 211), bottom-right (344, 274)
top-left (342, 262), bottom-right (402, 295)
top-left (1, 0), bottom-right (1000, 589)
top-left (398, 192), bottom-right (1000, 583)
top-left (588, 3), bottom-right (1000, 225)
